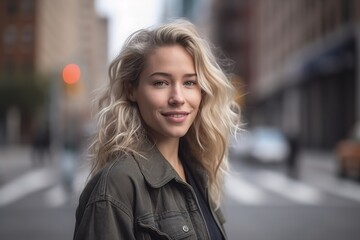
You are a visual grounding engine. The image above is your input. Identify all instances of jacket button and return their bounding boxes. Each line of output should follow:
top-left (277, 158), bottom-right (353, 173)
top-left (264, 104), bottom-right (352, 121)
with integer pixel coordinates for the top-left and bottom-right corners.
top-left (182, 225), bottom-right (189, 232)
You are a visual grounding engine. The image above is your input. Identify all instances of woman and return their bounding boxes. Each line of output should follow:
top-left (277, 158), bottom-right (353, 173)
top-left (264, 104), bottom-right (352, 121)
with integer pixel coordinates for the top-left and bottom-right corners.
top-left (73, 20), bottom-right (240, 240)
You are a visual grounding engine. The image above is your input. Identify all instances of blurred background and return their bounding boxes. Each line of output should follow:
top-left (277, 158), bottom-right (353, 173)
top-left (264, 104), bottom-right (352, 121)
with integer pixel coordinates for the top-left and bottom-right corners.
top-left (1, 0), bottom-right (360, 239)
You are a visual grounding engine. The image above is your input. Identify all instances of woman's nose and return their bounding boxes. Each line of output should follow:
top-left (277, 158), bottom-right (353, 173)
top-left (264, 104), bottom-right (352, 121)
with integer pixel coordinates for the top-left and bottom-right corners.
top-left (168, 85), bottom-right (185, 106)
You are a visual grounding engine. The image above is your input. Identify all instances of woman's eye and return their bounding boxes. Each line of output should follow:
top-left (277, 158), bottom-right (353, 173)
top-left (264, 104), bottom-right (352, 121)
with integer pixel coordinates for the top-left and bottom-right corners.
top-left (184, 80), bottom-right (197, 86)
top-left (153, 81), bottom-right (168, 87)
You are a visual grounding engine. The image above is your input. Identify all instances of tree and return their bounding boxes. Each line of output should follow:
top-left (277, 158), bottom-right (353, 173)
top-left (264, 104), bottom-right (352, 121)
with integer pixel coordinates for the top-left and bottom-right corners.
top-left (0, 73), bottom-right (50, 142)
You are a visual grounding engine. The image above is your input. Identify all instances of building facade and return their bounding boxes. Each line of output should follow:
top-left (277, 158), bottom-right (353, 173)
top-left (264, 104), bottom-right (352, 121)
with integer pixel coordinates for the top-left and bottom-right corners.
top-left (0, 0), bottom-right (108, 145)
top-left (213, 0), bottom-right (359, 149)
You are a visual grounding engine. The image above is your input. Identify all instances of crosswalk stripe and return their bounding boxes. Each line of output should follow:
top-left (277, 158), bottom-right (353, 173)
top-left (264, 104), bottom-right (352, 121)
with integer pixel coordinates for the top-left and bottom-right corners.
top-left (225, 173), bottom-right (267, 205)
top-left (44, 185), bottom-right (68, 208)
top-left (2, 164), bottom-right (358, 208)
top-left (73, 167), bottom-right (90, 194)
top-left (46, 167), bottom-right (90, 208)
top-left (0, 168), bottom-right (55, 207)
top-left (254, 170), bottom-right (324, 205)
top-left (302, 176), bottom-right (360, 204)
top-left (225, 170), bottom-right (325, 206)
top-left (43, 166), bottom-right (89, 208)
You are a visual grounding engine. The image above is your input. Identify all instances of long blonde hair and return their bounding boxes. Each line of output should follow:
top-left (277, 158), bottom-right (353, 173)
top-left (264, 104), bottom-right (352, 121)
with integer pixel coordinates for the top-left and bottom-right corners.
top-left (89, 19), bottom-right (240, 205)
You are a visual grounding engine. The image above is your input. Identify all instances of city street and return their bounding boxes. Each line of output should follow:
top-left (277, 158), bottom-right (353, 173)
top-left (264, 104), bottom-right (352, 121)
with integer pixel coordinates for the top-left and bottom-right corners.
top-left (224, 153), bottom-right (360, 240)
top-left (1, 1), bottom-right (360, 240)
top-left (0, 148), bottom-right (360, 240)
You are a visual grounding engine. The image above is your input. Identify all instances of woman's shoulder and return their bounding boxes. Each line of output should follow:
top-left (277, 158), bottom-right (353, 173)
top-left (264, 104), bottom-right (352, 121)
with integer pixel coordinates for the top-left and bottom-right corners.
top-left (104, 154), bottom-right (144, 182)
top-left (105, 154), bottom-right (146, 192)
top-left (79, 154), bottom-right (144, 207)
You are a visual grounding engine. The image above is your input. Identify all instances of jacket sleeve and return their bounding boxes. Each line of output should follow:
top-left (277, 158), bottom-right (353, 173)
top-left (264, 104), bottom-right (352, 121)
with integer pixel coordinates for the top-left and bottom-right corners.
top-left (73, 199), bottom-right (135, 240)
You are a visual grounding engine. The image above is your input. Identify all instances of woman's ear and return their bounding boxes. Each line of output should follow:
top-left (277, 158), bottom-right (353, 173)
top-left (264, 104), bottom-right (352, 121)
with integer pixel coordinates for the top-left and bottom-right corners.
top-left (126, 81), bottom-right (137, 102)
top-left (128, 91), bottom-right (136, 102)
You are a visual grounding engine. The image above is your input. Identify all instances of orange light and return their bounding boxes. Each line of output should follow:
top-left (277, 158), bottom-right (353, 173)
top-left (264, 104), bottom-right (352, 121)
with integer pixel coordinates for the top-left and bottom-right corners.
top-left (62, 64), bottom-right (80, 84)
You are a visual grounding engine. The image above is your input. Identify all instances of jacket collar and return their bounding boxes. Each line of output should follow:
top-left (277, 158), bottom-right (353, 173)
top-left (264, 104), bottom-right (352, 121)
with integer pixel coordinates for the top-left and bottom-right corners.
top-left (133, 138), bottom-right (179, 188)
top-left (133, 137), bottom-right (209, 190)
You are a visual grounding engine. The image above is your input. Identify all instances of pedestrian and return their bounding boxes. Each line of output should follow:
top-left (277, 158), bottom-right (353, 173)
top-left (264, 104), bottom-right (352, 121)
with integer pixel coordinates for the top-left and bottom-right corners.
top-left (73, 19), bottom-right (240, 240)
top-left (285, 132), bottom-right (300, 178)
top-left (31, 124), bottom-right (51, 166)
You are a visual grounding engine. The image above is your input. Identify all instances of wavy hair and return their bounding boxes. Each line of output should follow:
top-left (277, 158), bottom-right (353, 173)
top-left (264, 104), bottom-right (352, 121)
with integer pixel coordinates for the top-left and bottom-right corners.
top-left (89, 19), bottom-right (240, 206)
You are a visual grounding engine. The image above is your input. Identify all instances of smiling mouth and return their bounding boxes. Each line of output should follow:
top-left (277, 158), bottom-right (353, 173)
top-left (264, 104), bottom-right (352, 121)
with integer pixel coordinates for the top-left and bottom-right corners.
top-left (161, 111), bottom-right (190, 123)
top-left (161, 112), bottom-right (189, 117)
top-left (163, 114), bottom-right (188, 118)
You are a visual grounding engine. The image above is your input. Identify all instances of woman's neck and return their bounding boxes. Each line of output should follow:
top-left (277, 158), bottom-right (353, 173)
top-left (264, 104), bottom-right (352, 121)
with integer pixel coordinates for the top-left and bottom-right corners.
top-left (155, 138), bottom-right (180, 164)
top-left (155, 138), bottom-right (186, 181)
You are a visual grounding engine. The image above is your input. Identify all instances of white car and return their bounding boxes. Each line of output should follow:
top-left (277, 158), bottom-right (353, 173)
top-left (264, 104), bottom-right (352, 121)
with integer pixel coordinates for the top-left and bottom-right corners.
top-left (230, 127), bottom-right (290, 163)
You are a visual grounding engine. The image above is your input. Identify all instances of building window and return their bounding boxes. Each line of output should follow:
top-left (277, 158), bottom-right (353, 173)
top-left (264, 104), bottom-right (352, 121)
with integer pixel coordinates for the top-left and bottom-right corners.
top-left (6, 0), bottom-right (18, 15)
top-left (5, 57), bottom-right (15, 74)
top-left (21, 60), bottom-right (33, 72)
top-left (22, 25), bottom-right (33, 46)
top-left (21, 0), bottom-right (34, 14)
top-left (3, 25), bottom-right (17, 47)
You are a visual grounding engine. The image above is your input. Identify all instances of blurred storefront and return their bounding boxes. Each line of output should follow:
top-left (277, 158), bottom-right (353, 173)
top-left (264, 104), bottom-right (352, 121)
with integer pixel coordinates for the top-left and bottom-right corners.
top-left (212, 0), bottom-right (359, 150)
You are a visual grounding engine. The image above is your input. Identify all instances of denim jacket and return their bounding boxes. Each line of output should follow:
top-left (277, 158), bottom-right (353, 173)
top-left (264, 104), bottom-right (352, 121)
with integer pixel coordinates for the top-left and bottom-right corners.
top-left (73, 140), bottom-right (227, 240)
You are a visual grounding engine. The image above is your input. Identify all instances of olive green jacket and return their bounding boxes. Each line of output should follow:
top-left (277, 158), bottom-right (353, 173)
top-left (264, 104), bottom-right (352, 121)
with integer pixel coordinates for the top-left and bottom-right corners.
top-left (73, 140), bottom-right (227, 240)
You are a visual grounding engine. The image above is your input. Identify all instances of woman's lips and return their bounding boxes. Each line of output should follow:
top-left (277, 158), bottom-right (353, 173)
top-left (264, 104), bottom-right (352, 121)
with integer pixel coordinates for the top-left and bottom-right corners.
top-left (161, 111), bottom-right (189, 123)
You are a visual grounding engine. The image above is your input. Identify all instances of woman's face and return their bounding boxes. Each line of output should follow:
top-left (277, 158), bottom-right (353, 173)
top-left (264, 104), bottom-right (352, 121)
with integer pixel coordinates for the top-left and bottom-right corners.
top-left (130, 45), bottom-right (202, 143)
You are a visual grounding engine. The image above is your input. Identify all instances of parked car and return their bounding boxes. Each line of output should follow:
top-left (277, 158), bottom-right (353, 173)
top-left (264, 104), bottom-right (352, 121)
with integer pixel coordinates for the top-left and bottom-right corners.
top-left (335, 122), bottom-right (360, 180)
top-left (336, 140), bottom-right (360, 180)
top-left (230, 127), bottom-right (290, 163)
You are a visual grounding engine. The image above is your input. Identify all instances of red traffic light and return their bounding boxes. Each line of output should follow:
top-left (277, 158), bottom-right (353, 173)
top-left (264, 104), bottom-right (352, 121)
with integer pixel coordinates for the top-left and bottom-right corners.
top-left (62, 64), bottom-right (80, 84)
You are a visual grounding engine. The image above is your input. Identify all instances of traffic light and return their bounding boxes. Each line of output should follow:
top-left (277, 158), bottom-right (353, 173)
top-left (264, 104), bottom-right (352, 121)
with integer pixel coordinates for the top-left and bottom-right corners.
top-left (62, 64), bottom-right (81, 94)
top-left (62, 64), bottom-right (80, 84)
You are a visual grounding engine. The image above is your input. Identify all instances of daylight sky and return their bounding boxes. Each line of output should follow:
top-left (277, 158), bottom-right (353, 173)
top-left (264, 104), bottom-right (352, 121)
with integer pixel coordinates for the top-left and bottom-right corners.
top-left (95, 0), bottom-right (165, 61)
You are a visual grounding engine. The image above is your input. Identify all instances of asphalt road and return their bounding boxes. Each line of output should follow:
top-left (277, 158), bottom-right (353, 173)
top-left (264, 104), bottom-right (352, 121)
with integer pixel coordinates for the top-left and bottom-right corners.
top-left (0, 151), bottom-right (360, 240)
top-left (223, 159), bottom-right (360, 240)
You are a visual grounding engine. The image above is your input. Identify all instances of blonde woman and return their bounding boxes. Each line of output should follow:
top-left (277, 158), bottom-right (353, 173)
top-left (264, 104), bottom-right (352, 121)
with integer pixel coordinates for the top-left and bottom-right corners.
top-left (73, 20), bottom-right (240, 240)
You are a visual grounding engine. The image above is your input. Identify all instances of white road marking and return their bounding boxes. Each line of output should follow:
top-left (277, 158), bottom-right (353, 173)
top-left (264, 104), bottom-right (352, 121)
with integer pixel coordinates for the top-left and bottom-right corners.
top-left (73, 167), bottom-right (90, 194)
top-left (226, 168), bottom-right (327, 206)
top-left (43, 167), bottom-right (90, 208)
top-left (225, 173), bottom-right (267, 205)
top-left (253, 170), bottom-right (324, 205)
top-left (0, 168), bottom-right (55, 207)
top-left (44, 185), bottom-right (68, 208)
top-left (304, 176), bottom-right (360, 204)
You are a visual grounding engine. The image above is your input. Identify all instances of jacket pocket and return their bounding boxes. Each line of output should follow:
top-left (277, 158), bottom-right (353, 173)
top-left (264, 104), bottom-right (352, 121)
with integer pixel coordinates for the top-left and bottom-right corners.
top-left (136, 211), bottom-right (196, 240)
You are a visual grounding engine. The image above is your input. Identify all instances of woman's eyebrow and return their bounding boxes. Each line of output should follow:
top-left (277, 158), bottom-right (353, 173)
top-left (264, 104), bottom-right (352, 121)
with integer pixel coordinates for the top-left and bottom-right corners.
top-left (149, 72), bottom-right (171, 78)
top-left (184, 73), bottom-right (197, 78)
top-left (149, 72), bottom-right (197, 78)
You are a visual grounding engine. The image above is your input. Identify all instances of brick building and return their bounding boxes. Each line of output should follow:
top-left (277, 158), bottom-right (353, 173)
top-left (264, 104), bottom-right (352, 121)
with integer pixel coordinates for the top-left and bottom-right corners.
top-left (0, 0), bottom-right (108, 145)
